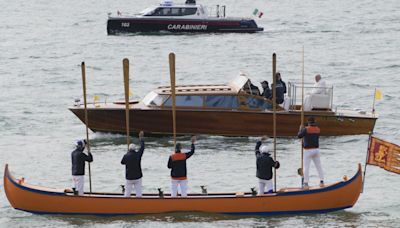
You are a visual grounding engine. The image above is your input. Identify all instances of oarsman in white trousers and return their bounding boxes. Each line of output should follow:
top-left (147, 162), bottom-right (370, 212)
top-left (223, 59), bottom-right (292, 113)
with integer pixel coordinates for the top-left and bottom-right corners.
top-left (71, 139), bottom-right (93, 195)
top-left (121, 131), bottom-right (145, 197)
top-left (167, 136), bottom-right (196, 197)
top-left (298, 117), bottom-right (324, 188)
top-left (255, 136), bottom-right (280, 194)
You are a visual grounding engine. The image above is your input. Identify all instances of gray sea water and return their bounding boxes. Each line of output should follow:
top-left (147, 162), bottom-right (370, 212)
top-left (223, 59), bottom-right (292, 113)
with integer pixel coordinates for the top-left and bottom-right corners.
top-left (1, 0), bottom-right (399, 227)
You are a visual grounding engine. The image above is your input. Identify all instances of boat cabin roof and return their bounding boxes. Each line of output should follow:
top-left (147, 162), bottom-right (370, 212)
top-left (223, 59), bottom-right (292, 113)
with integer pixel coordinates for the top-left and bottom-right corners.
top-left (155, 73), bottom-right (256, 95)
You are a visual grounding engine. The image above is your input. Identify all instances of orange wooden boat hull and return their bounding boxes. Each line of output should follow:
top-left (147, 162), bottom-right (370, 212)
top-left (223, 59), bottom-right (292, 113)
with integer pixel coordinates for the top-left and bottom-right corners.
top-left (69, 107), bottom-right (377, 137)
top-left (4, 164), bottom-right (363, 216)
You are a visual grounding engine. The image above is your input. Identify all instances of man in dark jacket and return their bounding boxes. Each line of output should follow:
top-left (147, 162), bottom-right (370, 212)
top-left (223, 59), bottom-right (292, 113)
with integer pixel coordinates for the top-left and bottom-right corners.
top-left (71, 139), bottom-right (93, 195)
top-left (260, 81), bottom-right (272, 99)
top-left (271, 72), bottom-right (287, 104)
top-left (167, 136), bottom-right (196, 197)
top-left (255, 136), bottom-right (280, 194)
top-left (298, 117), bottom-right (324, 188)
top-left (121, 131), bottom-right (145, 197)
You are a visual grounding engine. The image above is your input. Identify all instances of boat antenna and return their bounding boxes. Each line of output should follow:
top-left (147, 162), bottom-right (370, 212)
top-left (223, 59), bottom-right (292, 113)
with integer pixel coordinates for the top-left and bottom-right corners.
top-left (81, 62), bottom-right (92, 194)
top-left (169, 53), bottom-right (177, 148)
top-left (272, 53), bottom-right (277, 192)
top-left (123, 58), bottom-right (131, 150)
top-left (299, 46), bottom-right (305, 185)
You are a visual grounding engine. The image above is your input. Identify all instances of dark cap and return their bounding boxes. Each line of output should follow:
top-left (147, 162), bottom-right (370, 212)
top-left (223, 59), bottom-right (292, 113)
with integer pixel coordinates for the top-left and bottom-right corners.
top-left (261, 80), bottom-right (268, 84)
top-left (308, 116), bottom-right (315, 124)
top-left (175, 143), bottom-right (182, 152)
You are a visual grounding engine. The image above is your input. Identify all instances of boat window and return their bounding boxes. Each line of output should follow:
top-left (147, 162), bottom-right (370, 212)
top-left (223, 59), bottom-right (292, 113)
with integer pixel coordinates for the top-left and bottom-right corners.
top-left (181, 8), bottom-right (197, 15)
top-left (205, 96), bottom-right (238, 109)
top-left (246, 97), bottom-right (272, 110)
top-left (142, 91), bottom-right (167, 106)
top-left (164, 95), bottom-right (203, 107)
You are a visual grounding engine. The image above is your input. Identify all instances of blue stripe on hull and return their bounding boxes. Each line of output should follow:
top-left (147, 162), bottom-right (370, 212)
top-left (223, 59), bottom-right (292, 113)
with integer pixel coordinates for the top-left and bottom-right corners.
top-left (16, 205), bottom-right (352, 217)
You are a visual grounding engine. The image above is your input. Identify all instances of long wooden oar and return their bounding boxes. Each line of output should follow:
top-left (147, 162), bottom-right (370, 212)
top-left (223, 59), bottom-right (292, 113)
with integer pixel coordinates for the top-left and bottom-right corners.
top-left (81, 62), bottom-right (92, 194)
top-left (123, 58), bottom-right (130, 150)
top-left (169, 53), bottom-right (177, 148)
top-left (272, 53), bottom-right (277, 192)
top-left (299, 46), bottom-right (305, 185)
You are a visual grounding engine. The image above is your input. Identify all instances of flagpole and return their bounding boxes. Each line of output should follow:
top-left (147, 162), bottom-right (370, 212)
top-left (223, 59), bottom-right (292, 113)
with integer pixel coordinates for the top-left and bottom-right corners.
top-left (123, 58), bottom-right (130, 150)
top-left (272, 53), bottom-right (277, 192)
top-left (372, 88), bottom-right (376, 115)
top-left (81, 62), bottom-right (92, 194)
top-left (169, 53), bottom-right (177, 148)
top-left (362, 132), bottom-right (373, 193)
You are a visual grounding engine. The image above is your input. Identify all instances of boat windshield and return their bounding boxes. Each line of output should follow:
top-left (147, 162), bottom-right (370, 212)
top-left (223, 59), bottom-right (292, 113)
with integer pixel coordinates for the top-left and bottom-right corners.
top-left (142, 91), bottom-right (167, 106)
top-left (205, 95), bottom-right (238, 108)
top-left (140, 7), bottom-right (156, 16)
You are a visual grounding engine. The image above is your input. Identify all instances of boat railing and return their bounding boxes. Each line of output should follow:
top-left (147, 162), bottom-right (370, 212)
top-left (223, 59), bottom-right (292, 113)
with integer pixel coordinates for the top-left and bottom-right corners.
top-left (287, 81), bottom-right (334, 111)
top-left (208, 5), bottom-right (226, 18)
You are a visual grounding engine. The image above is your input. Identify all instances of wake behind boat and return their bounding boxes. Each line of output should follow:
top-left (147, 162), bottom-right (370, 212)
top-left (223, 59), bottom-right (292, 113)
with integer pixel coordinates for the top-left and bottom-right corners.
top-left (107, 0), bottom-right (263, 34)
top-left (3, 164), bottom-right (362, 216)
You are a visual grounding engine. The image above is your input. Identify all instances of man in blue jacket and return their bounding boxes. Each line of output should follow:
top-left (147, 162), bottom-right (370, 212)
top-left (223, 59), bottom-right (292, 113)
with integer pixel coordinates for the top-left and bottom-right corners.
top-left (255, 136), bottom-right (280, 194)
top-left (121, 131), bottom-right (145, 197)
top-left (71, 139), bottom-right (93, 195)
top-left (298, 117), bottom-right (324, 188)
top-left (167, 136), bottom-right (196, 197)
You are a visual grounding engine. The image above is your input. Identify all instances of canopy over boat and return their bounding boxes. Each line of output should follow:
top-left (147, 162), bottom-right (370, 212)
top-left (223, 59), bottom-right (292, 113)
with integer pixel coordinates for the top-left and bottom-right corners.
top-left (4, 164), bottom-right (362, 216)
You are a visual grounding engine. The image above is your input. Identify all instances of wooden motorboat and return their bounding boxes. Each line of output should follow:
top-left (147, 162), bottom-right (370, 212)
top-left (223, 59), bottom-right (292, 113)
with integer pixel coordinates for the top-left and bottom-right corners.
top-left (107, 0), bottom-right (263, 34)
top-left (4, 164), bottom-right (362, 216)
top-left (69, 74), bottom-right (377, 137)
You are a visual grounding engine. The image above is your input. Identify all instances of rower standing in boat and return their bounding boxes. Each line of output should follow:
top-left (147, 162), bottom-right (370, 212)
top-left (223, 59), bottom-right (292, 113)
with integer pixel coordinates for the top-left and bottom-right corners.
top-left (71, 139), bottom-right (93, 195)
top-left (271, 72), bottom-right (287, 104)
top-left (167, 136), bottom-right (196, 197)
top-left (298, 117), bottom-right (325, 188)
top-left (121, 131), bottom-right (145, 198)
top-left (255, 136), bottom-right (280, 194)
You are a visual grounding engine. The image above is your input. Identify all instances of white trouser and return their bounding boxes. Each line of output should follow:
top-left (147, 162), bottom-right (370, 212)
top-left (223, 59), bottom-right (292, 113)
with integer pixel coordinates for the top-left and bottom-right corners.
top-left (303, 148), bottom-right (324, 184)
top-left (258, 178), bottom-right (273, 195)
top-left (171, 179), bottom-right (188, 197)
top-left (124, 178), bottom-right (142, 197)
top-left (72, 175), bottom-right (84, 196)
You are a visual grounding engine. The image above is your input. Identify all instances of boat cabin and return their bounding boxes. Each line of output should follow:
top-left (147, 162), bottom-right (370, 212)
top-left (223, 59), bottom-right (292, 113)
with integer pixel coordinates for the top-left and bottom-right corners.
top-left (139, 0), bottom-right (208, 18)
top-left (141, 74), bottom-right (276, 111)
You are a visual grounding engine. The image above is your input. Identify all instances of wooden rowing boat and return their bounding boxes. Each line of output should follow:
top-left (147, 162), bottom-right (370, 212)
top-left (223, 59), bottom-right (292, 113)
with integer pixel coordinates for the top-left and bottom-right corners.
top-left (3, 164), bottom-right (363, 216)
top-left (69, 75), bottom-right (377, 137)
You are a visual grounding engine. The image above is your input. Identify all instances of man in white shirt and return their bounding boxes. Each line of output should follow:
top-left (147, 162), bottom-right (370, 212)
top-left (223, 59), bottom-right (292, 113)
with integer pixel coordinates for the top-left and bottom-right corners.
top-left (311, 74), bottom-right (326, 94)
top-left (304, 74), bottom-right (328, 111)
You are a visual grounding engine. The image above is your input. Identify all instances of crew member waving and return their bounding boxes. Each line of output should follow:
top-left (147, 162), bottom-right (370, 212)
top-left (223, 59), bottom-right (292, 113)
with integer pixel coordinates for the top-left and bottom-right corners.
top-left (167, 136), bottom-right (196, 197)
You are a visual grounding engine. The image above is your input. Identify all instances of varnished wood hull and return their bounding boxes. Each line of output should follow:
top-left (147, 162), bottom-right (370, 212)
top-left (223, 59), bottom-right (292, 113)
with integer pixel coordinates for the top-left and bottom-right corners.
top-left (4, 164), bottom-right (363, 216)
top-left (69, 107), bottom-right (377, 137)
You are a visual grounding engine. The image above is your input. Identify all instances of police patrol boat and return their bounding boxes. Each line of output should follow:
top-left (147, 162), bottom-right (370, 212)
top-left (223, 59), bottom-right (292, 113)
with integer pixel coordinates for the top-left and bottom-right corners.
top-left (107, 0), bottom-right (263, 34)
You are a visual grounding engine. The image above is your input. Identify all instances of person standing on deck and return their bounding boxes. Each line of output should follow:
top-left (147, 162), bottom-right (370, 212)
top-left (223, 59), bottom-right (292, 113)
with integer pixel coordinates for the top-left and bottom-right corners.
top-left (298, 117), bottom-right (324, 188)
top-left (271, 72), bottom-right (287, 104)
top-left (167, 136), bottom-right (196, 197)
top-left (121, 131), bottom-right (145, 197)
top-left (255, 136), bottom-right (280, 194)
top-left (71, 139), bottom-right (93, 195)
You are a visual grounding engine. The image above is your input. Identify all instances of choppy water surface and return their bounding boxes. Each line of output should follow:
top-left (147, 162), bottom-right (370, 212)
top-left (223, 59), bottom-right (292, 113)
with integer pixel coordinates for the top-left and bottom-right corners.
top-left (1, 0), bottom-right (399, 227)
